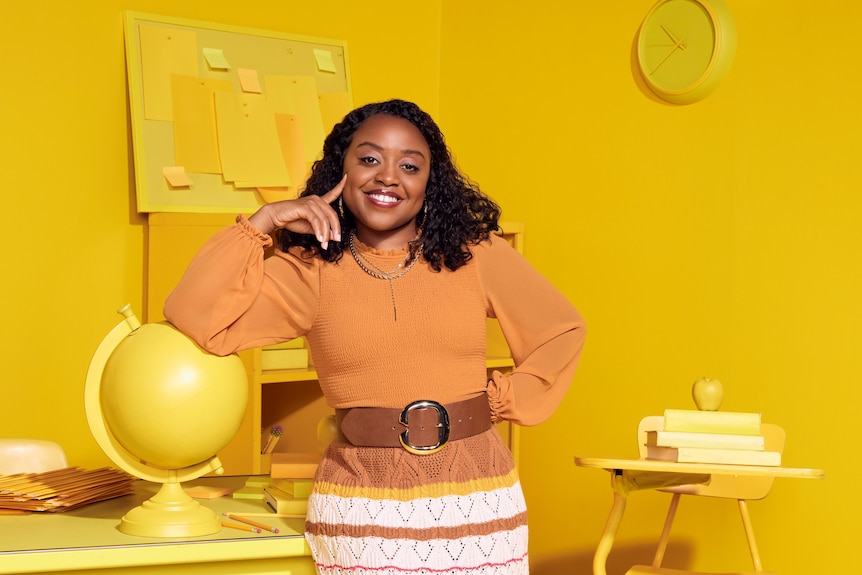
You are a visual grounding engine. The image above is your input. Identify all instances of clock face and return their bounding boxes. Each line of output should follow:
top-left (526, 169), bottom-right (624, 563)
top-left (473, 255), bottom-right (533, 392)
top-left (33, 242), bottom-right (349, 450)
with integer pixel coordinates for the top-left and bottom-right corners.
top-left (637, 0), bottom-right (735, 104)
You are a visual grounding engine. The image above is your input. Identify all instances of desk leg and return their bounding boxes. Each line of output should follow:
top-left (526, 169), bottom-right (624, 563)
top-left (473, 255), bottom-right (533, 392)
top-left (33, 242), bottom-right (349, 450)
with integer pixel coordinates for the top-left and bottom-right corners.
top-left (593, 490), bottom-right (627, 575)
top-left (738, 499), bottom-right (764, 571)
top-left (651, 492), bottom-right (681, 568)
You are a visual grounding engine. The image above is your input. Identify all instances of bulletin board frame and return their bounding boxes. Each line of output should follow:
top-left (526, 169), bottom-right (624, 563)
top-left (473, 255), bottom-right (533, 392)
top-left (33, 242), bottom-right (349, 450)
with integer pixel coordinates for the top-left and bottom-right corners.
top-left (124, 12), bottom-right (353, 213)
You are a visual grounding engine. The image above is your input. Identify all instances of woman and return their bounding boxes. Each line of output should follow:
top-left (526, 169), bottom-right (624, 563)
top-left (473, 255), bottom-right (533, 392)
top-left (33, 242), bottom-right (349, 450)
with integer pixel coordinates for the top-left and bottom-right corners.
top-left (165, 99), bottom-right (585, 574)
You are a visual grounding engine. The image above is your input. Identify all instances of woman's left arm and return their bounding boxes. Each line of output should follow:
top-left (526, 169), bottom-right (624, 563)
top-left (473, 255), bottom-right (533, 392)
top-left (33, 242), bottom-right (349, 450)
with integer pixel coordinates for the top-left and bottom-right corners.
top-left (477, 235), bottom-right (586, 426)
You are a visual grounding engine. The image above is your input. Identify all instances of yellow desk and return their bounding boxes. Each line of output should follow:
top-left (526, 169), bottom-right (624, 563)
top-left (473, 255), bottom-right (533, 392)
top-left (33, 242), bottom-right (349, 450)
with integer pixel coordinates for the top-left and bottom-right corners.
top-left (0, 476), bottom-right (315, 575)
top-left (573, 456), bottom-right (824, 575)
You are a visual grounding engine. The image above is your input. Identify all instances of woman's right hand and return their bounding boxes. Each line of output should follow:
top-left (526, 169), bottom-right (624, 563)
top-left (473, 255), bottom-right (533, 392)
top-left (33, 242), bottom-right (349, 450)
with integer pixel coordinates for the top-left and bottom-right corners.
top-left (248, 175), bottom-right (346, 250)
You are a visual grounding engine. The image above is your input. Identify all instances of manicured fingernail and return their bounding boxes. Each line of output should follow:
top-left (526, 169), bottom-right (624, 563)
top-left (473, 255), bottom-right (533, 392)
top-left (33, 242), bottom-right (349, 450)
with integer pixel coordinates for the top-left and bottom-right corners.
top-left (321, 241), bottom-right (328, 250)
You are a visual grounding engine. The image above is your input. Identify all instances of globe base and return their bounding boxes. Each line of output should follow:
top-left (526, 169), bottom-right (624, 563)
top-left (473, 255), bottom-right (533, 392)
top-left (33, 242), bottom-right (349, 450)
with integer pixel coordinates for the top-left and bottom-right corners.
top-left (118, 482), bottom-right (220, 537)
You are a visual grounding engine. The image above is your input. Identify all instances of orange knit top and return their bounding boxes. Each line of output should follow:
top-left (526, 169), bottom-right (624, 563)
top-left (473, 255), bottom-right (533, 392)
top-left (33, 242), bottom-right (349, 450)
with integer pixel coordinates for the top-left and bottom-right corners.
top-left (164, 216), bottom-right (586, 426)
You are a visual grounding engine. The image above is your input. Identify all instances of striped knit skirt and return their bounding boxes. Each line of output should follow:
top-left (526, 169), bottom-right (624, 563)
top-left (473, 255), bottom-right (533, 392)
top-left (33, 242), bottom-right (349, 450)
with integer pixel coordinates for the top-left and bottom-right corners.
top-left (305, 428), bottom-right (529, 574)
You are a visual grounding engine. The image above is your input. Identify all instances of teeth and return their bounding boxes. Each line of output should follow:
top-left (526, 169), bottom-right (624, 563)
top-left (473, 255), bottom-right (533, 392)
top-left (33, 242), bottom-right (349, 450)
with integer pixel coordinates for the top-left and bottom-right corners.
top-left (369, 193), bottom-right (399, 203)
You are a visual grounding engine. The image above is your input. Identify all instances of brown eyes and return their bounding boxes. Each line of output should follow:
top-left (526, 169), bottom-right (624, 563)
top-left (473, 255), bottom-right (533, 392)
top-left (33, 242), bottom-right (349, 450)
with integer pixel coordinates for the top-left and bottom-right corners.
top-left (357, 156), bottom-right (420, 173)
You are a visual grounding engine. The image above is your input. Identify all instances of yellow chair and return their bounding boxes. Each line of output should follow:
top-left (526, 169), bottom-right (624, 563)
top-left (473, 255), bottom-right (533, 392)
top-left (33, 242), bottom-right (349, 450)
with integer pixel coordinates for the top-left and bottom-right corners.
top-left (0, 438), bottom-right (68, 475)
top-left (628, 416), bottom-right (786, 575)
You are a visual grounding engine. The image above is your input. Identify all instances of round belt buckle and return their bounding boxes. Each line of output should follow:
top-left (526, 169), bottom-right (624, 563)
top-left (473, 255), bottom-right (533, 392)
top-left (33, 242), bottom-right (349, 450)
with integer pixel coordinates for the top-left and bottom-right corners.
top-left (398, 400), bottom-right (450, 455)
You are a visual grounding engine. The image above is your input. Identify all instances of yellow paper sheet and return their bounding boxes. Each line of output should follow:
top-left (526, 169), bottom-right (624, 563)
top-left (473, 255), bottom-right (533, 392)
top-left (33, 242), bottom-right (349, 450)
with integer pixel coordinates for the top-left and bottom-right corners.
top-left (274, 114), bottom-right (309, 192)
top-left (171, 75), bottom-right (233, 174)
top-left (139, 24), bottom-right (198, 122)
top-left (265, 75), bottom-right (325, 163)
top-left (215, 91), bottom-right (292, 188)
top-left (257, 112), bottom-right (311, 203)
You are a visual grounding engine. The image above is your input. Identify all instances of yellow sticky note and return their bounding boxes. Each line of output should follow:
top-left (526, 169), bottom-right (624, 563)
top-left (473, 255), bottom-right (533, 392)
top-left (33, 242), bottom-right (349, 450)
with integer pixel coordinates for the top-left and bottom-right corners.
top-left (313, 49), bottom-right (337, 73)
top-left (238, 68), bottom-right (262, 93)
top-left (203, 47), bottom-right (231, 70)
top-left (163, 166), bottom-right (194, 187)
top-left (184, 485), bottom-right (230, 499)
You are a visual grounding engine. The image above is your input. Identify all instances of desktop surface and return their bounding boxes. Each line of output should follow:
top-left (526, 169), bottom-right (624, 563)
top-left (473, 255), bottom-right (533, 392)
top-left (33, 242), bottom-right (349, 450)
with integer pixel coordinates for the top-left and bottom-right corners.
top-left (0, 475), bottom-right (312, 575)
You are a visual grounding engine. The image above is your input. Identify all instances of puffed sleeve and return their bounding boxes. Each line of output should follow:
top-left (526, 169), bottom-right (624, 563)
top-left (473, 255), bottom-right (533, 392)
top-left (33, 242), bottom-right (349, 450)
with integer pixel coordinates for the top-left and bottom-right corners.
top-left (164, 215), bottom-right (320, 356)
top-left (476, 234), bottom-right (586, 426)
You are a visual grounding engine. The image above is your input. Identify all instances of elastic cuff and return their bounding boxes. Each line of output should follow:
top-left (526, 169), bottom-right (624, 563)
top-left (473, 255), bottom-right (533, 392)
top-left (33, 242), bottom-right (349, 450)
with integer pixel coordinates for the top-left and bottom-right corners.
top-left (236, 214), bottom-right (274, 248)
top-left (486, 370), bottom-right (510, 424)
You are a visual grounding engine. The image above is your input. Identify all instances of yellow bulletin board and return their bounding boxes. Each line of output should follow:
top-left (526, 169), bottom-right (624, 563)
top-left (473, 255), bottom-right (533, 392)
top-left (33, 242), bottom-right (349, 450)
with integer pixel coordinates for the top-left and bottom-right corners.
top-left (124, 12), bottom-right (353, 213)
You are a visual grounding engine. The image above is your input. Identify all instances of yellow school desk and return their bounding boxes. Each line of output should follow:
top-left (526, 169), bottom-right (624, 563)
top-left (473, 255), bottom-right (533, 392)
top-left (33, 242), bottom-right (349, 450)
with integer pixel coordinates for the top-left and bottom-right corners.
top-left (573, 457), bottom-right (825, 575)
top-left (0, 475), bottom-right (315, 575)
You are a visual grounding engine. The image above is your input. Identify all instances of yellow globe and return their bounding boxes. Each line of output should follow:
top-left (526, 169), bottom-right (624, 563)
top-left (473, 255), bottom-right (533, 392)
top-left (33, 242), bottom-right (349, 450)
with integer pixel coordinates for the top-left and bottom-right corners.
top-left (85, 305), bottom-right (248, 537)
top-left (101, 321), bottom-right (247, 469)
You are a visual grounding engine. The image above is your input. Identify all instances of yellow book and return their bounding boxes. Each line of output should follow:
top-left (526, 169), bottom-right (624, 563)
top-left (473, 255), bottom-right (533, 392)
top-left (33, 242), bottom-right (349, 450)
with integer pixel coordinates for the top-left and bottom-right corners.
top-left (270, 477), bottom-right (314, 498)
top-left (646, 430), bottom-right (765, 451)
top-left (663, 409), bottom-right (762, 435)
top-left (645, 445), bottom-right (781, 466)
top-left (261, 348), bottom-right (309, 370)
top-left (244, 475), bottom-right (271, 487)
top-left (263, 485), bottom-right (309, 515)
top-left (231, 486), bottom-right (265, 500)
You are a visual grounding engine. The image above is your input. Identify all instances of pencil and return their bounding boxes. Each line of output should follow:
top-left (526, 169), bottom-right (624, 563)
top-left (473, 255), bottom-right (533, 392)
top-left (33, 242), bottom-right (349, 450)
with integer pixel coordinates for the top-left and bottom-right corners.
top-left (224, 512), bottom-right (280, 533)
top-left (221, 521), bottom-right (261, 533)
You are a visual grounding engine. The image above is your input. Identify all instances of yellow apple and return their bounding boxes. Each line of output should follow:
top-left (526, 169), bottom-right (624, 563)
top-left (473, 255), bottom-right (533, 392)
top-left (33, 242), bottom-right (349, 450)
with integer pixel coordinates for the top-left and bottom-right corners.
top-left (692, 377), bottom-right (723, 411)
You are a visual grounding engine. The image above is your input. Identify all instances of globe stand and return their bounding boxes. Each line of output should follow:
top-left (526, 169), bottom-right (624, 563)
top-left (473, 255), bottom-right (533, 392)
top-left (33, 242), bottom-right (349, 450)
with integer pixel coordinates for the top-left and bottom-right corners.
top-left (119, 479), bottom-right (220, 537)
top-left (84, 305), bottom-right (248, 538)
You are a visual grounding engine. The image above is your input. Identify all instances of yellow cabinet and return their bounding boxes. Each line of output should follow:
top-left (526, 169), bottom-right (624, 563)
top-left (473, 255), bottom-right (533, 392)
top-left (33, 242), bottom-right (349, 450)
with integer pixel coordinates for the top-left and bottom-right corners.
top-left (146, 213), bottom-right (521, 475)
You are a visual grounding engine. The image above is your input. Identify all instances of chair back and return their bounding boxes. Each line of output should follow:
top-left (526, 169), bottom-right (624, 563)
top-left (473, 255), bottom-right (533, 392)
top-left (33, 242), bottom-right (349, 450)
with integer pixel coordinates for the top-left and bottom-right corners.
top-left (637, 415), bottom-right (785, 500)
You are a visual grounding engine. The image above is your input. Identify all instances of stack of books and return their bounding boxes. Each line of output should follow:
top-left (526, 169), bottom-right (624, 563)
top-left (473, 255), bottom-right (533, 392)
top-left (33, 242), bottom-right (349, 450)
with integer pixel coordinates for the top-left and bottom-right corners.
top-left (644, 409), bottom-right (781, 466)
top-left (231, 475), bottom-right (268, 500)
top-left (261, 337), bottom-right (309, 371)
top-left (227, 474), bottom-right (313, 516)
top-left (264, 452), bottom-right (319, 514)
top-left (0, 467), bottom-right (136, 512)
top-left (262, 477), bottom-right (312, 515)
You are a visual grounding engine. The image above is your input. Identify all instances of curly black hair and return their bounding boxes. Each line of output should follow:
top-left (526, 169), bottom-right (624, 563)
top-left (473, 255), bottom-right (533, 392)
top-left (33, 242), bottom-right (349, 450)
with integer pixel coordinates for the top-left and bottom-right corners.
top-left (276, 99), bottom-right (501, 271)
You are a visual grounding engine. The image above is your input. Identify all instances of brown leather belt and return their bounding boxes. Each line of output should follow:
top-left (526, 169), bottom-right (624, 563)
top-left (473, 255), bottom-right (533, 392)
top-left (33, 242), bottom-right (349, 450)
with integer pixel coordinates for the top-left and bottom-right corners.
top-left (335, 394), bottom-right (492, 455)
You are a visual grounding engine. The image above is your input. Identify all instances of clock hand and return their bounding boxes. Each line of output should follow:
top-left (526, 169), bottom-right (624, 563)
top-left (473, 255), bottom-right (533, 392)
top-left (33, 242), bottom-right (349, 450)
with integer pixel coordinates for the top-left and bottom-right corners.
top-left (650, 42), bottom-right (685, 75)
top-left (660, 24), bottom-right (681, 44)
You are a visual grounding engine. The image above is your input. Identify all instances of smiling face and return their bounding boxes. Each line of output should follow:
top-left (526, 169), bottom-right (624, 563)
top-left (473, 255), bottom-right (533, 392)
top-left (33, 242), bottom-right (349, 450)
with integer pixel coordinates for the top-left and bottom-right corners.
top-left (341, 113), bottom-right (431, 250)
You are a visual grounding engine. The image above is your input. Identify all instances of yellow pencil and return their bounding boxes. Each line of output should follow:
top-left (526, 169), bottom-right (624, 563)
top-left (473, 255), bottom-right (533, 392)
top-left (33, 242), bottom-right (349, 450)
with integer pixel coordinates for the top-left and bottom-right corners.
top-left (221, 521), bottom-right (261, 533)
top-left (224, 512), bottom-right (280, 533)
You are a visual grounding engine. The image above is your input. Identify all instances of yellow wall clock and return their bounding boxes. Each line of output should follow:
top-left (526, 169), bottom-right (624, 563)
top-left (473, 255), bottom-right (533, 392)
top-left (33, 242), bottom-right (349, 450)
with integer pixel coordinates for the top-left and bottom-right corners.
top-left (636, 0), bottom-right (736, 104)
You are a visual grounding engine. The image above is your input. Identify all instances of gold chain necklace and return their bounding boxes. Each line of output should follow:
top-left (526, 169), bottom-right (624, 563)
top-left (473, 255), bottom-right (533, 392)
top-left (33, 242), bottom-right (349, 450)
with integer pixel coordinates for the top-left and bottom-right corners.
top-left (348, 230), bottom-right (423, 320)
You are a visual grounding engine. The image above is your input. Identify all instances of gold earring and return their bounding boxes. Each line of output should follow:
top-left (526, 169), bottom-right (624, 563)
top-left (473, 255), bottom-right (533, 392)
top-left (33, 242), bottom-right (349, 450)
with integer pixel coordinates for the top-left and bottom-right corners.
top-left (417, 201), bottom-right (428, 228)
top-left (337, 197), bottom-right (345, 219)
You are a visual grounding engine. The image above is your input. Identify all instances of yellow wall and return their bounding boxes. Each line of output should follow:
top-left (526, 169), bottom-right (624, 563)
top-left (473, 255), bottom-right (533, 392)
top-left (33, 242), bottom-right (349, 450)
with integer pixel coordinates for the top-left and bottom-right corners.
top-left (440, 1), bottom-right (857, 572)
top-left (0, 0), bottom-right (856, 572)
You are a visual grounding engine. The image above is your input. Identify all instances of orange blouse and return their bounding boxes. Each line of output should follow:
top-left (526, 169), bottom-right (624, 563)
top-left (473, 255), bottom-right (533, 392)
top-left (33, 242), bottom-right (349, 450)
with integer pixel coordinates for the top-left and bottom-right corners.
top-left (164, 216), bottom-right (585, 426)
